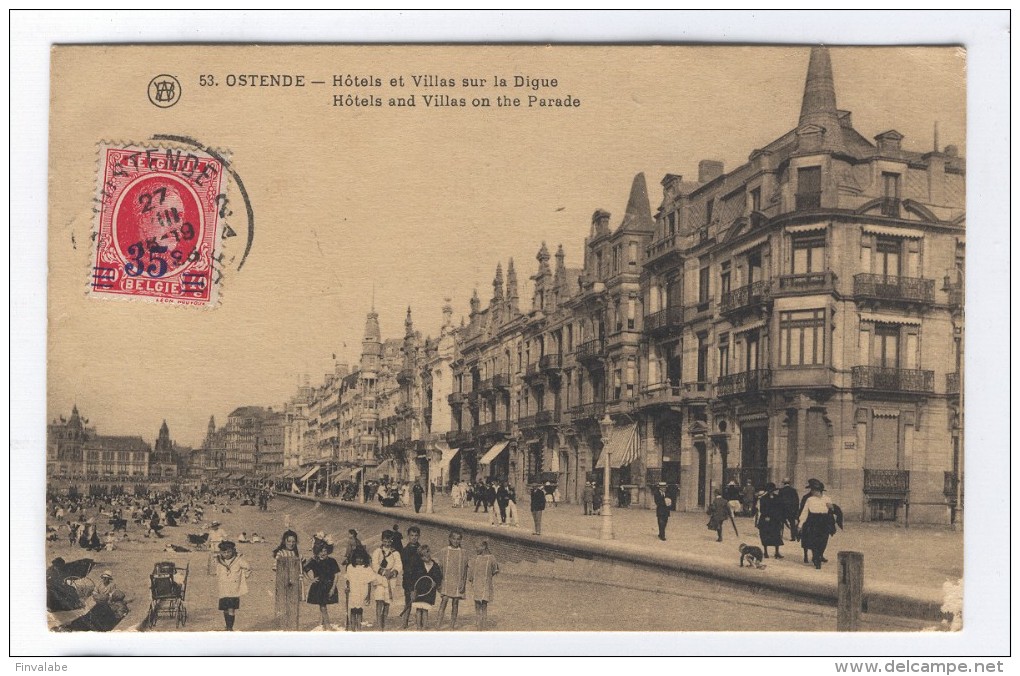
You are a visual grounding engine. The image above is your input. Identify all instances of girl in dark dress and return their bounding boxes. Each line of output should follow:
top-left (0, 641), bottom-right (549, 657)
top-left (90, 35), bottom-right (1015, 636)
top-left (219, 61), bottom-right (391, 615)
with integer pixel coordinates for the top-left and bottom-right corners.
top-left (756, 483), bottom-right (785, 559)
top-left (303, 541), bottom-right (341, 630)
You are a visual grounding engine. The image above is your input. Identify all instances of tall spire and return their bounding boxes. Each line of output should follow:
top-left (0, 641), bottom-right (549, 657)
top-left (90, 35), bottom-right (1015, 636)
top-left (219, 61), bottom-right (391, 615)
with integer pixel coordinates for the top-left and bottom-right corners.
top-left (506, 258), bottom-right (520, 315)
top-left (797, 46), bottom-right (845, 153)
top-left (617, 172), bottom-right (654, 232)
top-left (493, 262), bottom-right (504, 300)
top-left (404, 306), bottom-right (414, 338)
top-left (799, 46), bottom-right (838, 127)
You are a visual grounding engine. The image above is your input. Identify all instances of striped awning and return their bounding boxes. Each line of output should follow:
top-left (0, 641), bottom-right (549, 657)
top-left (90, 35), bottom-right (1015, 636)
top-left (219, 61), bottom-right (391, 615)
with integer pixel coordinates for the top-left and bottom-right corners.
top-left (298, 466), bottom-right (321, 483)
top-left (859, 313), bottom-right (922, 326)
top-left (863, 224), bottom-right (923, 239)
top-left (596, 424), bottom-right (638, 469)
top-left (785, 222), bottom-right (828, 234)
top-left (479, 440), bottom-right (510, 466)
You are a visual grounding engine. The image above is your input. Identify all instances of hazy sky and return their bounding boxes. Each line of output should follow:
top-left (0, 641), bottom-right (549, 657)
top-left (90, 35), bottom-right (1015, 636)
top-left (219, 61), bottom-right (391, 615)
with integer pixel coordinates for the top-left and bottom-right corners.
top-left (47, 45), bottom-right (966, 447)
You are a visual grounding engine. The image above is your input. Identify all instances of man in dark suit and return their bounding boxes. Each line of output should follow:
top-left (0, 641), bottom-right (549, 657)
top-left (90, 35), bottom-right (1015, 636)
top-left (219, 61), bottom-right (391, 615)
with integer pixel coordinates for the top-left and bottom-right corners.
top-left (529, 485), bottom-right (547, 535)
top-left (777, 477), bottom-right (800, 541)
top-left (652, 481), bottom-right (671, 541)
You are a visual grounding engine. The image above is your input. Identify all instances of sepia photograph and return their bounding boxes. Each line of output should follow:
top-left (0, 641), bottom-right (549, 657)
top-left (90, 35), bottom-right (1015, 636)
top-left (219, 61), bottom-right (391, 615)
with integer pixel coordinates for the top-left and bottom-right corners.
top-left (11, 9), bottom-right (1011, 662)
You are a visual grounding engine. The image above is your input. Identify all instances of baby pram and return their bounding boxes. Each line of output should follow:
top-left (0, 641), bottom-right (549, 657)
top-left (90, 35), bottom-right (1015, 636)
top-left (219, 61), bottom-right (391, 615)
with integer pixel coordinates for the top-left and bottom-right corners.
top-left (146, 561), bottom-right (189, 628)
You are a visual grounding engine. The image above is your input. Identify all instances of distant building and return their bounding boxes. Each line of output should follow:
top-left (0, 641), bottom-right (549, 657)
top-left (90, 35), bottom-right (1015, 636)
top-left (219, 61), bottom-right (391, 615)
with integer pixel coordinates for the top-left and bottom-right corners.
top-left (46, 405), bottom-right (93, 477)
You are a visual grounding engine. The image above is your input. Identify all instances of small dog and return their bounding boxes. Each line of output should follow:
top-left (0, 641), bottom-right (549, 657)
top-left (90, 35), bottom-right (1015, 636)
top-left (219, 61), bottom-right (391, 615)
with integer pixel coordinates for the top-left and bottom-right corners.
top-left (739, 543), bottom-right (766, 569)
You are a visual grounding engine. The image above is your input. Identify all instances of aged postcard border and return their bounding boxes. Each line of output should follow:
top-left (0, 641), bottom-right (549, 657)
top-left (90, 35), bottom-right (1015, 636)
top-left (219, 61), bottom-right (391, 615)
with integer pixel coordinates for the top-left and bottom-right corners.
top-left (13, 10), bottom-right (1011, 661)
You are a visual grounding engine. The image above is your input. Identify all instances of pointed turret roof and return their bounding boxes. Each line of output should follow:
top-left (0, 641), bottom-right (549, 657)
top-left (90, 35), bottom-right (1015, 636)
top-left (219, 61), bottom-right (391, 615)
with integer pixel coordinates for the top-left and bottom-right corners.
top-left (493, 262), bottom-right (504, 299)
top-left (363, 309), bottom-right (381, 342)
top-left (797, 46), bottom-right (845, 152)
top-left (617, 172), bottom-right (655, 233)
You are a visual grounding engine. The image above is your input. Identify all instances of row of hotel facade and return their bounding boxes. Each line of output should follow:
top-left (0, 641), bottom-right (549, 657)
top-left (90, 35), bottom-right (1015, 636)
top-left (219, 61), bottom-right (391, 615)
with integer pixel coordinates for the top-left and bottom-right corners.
top-left (48, 48), bottom-right (965, 524)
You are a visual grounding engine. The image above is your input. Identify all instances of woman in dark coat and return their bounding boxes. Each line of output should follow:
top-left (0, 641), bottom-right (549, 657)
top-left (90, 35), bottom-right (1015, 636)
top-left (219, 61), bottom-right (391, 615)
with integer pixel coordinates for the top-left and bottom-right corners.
top-left (756, 483), bottom-right (785, 558)
top-left (798, 478), bottom-right (835, 569)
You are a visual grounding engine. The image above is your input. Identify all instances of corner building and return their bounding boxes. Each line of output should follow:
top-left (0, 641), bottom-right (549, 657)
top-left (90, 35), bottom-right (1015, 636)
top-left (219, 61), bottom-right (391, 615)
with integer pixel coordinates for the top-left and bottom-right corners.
top-left (640, 46), bottom-right (963, 524)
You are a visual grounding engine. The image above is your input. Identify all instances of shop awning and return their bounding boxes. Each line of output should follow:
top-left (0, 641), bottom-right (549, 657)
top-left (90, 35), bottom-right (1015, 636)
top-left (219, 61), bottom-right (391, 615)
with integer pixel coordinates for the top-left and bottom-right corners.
top-left (596, 424), bottom-right (638, 469)
top-left (479, 440), bottom-right (510, 466)
top-left (437, 446), bottom-right (460, 473)
top-left (298, 466), bottom-right (321, 483)
top-left (350, 467), bottom-right (363, 481)
top-left (369, 459), bottom-right (395, 478)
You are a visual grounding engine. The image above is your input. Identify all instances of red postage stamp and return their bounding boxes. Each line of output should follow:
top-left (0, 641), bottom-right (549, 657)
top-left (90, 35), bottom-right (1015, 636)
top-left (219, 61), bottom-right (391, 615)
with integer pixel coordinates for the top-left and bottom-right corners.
top-left (90, 144), bottom-right (224, 306)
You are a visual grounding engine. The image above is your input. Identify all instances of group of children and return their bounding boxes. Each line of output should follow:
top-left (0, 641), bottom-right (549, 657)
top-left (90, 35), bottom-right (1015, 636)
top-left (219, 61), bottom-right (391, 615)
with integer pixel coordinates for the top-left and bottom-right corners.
top-left (267, 526), bottom-right (499, 632)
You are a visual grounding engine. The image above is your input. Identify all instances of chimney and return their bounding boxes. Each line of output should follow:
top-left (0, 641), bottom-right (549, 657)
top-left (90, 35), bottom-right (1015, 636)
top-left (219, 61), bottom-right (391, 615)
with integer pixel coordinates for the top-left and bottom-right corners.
top-left (590, 209), bottom-right (611, 239)
top-left (698, 160), bottom-right (724, 183)
top-left (837, 110), bottom-right (853, 129)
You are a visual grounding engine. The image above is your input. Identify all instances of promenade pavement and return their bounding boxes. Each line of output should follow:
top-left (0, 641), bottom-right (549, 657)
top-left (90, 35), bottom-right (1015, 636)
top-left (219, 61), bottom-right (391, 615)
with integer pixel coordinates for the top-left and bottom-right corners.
top-left (308, 491), bottom-right (962, 620)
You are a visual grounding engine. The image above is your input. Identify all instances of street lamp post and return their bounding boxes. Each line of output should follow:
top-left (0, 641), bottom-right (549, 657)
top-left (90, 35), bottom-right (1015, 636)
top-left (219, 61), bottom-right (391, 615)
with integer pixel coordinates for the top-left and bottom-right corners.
top-left (599, 414), bottom-right (614, 540)
top-left (426, 447), bottom-right (436, 514)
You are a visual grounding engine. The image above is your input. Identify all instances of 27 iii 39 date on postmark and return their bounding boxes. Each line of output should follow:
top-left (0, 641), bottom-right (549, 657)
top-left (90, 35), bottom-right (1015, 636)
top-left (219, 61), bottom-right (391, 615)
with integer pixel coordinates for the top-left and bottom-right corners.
top-left (90, 143), bottom-right (225, 307)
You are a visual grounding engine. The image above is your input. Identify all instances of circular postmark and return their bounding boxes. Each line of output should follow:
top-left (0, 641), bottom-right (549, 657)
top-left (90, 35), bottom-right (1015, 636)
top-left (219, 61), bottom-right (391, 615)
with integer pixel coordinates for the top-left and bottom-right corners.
top-left (148, 74), bottom-right (182, 108)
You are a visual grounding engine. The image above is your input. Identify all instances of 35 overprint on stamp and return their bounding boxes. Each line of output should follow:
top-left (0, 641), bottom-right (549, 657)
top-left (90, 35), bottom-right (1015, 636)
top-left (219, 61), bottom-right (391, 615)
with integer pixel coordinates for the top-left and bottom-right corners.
top-left (90, 143), bottom-right (225, 307)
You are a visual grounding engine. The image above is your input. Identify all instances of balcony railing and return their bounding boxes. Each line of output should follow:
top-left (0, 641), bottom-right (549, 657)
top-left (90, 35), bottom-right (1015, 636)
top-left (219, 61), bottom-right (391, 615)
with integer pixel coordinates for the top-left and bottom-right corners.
top-left (492, 373), bottom-right (511, 390)
top-left (539, 354), bottom-right (563, 372)
top-left (880, 197), bottom-right (901, 218)
top-left (517, 414), bottom-right (538, 429)
top-left (476, 420), bottom-right (511, 436)
top-left (525, 362), bottom-right (542, 379)
top-left (444, 430), bottom-right (473, 446)
top-left (795, 191), bottom-right (821, 210)
top-left (576, 338), bottom-right (605, 363)
top-left (644, 306), bottom-right (685, 335)
top-left (447, 392), bottom-right (466, 406)
top-left (719, 280), bottom-right (771, 315)
top-left (605, 398), bottom-right (637, 414)
top-left (851, 366), bottom-right (934, 393)
top-left (946, 371), bottom-right (960, 396)
top-left (570, 401), bottom-right (606, 421)
top-left (863, 469), bottom-right (910, 494)
top-left (776, 271), bottom-right (836, 294)
top-left (640, 383), bottom-right (683, 407)
top-left (645, 234), bottom-right (681, 262)
top-left (535, 410), bottom-right (559, 426)
top-left (853, 273), bottom-right (935, 305)
top-left (717, 369), bottom-right (771, 396)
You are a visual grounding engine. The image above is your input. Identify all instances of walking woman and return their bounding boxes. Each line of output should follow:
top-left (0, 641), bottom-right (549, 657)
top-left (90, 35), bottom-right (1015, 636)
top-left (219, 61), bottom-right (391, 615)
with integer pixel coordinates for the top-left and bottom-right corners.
top-left (756, 483), bottom-right (785, 559)
top-left (798, 478), bottom-right (834, 569)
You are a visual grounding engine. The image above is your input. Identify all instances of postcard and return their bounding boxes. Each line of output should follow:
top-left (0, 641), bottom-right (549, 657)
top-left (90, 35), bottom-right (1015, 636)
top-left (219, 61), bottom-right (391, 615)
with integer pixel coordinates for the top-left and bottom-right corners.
top-left (40, 41), bottom-right (976, 649)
